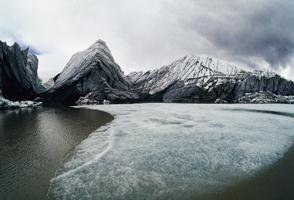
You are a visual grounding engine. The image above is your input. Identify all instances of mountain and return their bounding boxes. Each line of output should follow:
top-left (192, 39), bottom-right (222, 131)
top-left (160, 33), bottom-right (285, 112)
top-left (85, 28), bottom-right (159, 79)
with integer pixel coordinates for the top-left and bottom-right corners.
top-left (1, 38), bottom-right (293, 107)
top-left (44, 40), bottom-right (138, 105)
top-left (128, 55), bottom-right (294, 103)
top-left (0, 41), bottom-right (44, 101)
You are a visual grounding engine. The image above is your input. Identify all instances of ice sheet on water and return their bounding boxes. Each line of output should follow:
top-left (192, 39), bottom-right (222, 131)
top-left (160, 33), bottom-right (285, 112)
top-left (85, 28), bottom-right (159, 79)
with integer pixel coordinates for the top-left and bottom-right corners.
top-left (49, 104), bottom-right (294, 200)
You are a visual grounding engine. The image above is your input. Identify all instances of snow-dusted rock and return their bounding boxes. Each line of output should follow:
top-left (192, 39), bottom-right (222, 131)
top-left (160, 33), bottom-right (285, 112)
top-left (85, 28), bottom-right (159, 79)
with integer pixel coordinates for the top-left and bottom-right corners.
top-left (75, 92), bottom-right (99, 105)
top-left (0, 41), bottom-right (44, 100)
top-left (129, 56), bottom-right (216, 95)
top-left (215, 98), bottom-right (228, 104)
top-left (236, 91), bottom-right (294, 104)
top-left (234, 74), bottom-right (294, 98)
top-left (45, 40), bottom-right (139, 104)
top-left (0, 90), bottom-right (42, 110)
top-left (128, 55), bottom-right (294, 103)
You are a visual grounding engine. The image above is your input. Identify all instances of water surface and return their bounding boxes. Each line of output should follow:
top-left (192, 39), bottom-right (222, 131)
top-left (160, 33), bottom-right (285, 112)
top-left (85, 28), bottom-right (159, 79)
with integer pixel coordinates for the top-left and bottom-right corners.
top-left (0, 107), bottom-right (113, 200)
top-left (1, 104), bottom-right (294, 200)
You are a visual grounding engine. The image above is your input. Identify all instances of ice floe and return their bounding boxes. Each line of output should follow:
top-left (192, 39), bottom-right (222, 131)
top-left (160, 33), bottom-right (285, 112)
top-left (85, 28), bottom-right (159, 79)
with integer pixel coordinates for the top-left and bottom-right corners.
top-left (49, 104), bottom-right (294, 199)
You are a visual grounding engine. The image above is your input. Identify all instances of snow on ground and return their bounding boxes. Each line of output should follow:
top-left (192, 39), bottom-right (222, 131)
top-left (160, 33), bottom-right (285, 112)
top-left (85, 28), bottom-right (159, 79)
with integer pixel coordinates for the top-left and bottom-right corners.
top-left (0, 96), bottom-right (42, 110)
top-left (49, 104), bottom-right (294, 200)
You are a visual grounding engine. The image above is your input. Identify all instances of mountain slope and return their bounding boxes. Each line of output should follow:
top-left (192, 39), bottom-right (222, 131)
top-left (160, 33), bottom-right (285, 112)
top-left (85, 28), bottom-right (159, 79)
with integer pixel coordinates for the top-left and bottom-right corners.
top-left (45, 40), bottom-right (138, 104)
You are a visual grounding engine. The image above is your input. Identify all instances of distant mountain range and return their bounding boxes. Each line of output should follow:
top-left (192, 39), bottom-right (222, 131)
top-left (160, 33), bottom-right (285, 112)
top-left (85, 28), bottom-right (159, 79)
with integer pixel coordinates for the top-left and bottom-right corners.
top-left (128, 55), bottom-right (294, 103)
top-left (1, 39), bottom-right (294, 109)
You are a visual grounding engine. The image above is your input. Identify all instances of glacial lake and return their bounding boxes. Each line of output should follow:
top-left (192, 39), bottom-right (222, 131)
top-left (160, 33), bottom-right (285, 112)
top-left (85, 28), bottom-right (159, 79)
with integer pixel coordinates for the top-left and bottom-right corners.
top-left (0, 104), bottom-right (294, 200)
top-left (0, 107), bottom-right (113, 200)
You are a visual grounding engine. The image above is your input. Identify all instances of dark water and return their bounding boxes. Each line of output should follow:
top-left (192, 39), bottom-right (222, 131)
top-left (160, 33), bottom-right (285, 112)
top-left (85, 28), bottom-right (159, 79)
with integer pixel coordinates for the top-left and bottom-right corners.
top-left (0, 107), bottom-right (113, 200)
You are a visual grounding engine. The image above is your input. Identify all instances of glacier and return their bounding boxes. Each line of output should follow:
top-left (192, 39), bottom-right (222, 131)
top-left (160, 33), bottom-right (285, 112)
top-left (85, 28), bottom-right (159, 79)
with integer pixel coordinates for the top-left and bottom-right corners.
top-left (49, 104), bottom-right (294, 199)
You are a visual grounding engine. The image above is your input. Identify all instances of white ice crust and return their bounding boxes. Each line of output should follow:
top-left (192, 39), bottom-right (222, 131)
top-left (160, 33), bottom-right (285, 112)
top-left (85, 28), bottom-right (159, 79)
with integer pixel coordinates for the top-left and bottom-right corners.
top-left (49, 104), bottom-right (294, 199)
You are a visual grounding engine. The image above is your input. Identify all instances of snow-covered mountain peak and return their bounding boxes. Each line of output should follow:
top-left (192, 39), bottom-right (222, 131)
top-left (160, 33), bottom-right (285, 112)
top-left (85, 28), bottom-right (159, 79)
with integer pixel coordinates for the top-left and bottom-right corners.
top-left (128, 54), bottom-right (220, 95)
top-left (89, 39), bottom-right (110, 52)
top-left (91, 39), bottom-right (107, 46)
top-left (53, 39), bottom-right (119, 88)
top-left (169, 54), bottom-right (234, 74)
top-left (88, 39), bottom-right (114, 62)
top-left (128, 54), bottom-right (282, 97)
top-left (46, 39), bottom-right (138, 104)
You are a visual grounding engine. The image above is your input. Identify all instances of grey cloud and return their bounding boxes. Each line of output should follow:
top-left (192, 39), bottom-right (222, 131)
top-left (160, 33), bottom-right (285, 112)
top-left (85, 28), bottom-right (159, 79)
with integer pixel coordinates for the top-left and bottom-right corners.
top-left (171, 0), bottom-right (294, 69)
top-left (1, 0), bottom-right (293, 81)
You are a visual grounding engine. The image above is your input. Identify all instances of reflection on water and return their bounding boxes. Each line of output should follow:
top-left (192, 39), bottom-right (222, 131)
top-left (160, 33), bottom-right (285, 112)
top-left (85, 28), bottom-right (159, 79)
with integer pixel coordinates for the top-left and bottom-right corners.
top-left (0, 107), bottom-right (113, 200)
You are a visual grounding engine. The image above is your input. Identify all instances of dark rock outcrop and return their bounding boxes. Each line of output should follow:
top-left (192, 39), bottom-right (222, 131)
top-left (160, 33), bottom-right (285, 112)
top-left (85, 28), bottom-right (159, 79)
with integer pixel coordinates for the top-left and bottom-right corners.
top-left (0, 41), bottom-right (44, 101)
top-left (44, 40), bottom-right (138, 105)
top-left (234, 74), bottom-right (294, 98)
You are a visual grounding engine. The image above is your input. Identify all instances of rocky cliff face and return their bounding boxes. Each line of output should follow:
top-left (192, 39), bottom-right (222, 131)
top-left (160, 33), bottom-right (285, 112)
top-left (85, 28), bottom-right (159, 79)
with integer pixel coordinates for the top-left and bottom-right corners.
top-left (0, 41), bottom-right (44, 101)
top-left (44, 40), bottom-right (138, 105)
top-left (128, 55), bottom-right (294, 103)
top-left (234, 74), bottom-right (294, 97)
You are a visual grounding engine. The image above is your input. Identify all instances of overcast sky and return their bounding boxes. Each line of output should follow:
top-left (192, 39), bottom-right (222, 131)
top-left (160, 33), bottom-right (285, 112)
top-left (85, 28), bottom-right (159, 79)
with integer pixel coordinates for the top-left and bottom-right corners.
top-left (0, 0), bottom-right (294, 81)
